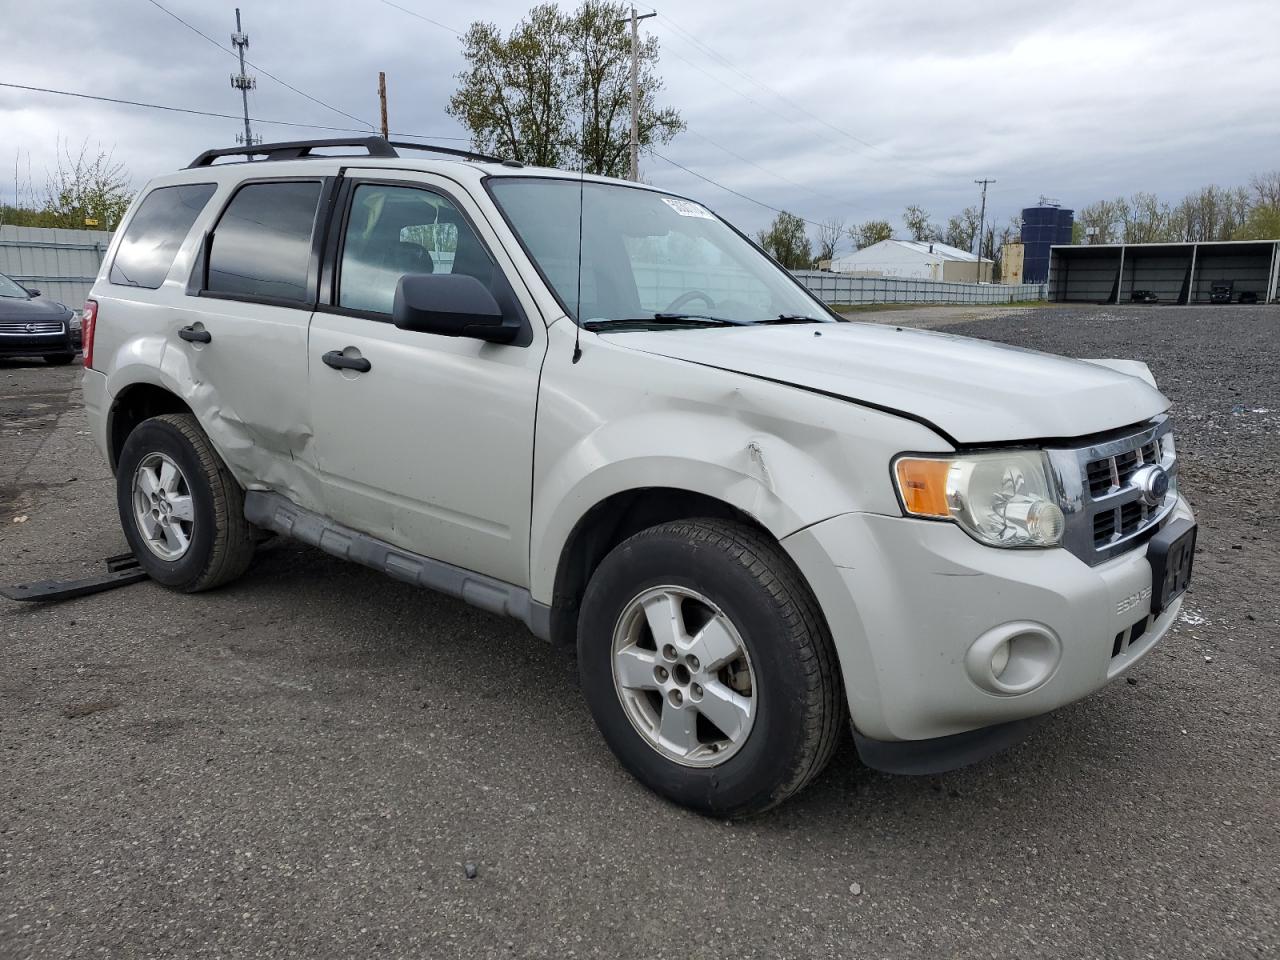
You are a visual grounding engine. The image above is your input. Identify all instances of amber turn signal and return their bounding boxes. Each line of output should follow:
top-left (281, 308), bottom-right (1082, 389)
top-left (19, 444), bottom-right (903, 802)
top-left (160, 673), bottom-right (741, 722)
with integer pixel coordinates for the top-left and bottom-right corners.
top-left (894, 458), bottom-right (952, 518)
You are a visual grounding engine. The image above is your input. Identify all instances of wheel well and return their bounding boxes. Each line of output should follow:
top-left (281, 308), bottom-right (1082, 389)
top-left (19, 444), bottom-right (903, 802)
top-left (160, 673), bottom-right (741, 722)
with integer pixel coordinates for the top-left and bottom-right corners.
top-left (548, 488), bottom-right (773, 649)
top-left (108, 384), bottom-right (192, 470)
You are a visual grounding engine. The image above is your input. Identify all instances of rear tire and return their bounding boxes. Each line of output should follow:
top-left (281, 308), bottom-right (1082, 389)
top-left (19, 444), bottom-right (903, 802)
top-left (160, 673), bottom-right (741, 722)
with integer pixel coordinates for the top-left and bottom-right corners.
top-left (116, 413), bottom-right (256, 592)
top-left (577, 518), bottom-right (845, 817)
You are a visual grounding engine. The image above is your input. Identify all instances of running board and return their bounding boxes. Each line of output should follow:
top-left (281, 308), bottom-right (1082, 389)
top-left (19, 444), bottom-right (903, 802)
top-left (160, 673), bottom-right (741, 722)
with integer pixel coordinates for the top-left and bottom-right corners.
top-left (243, 491), bottom-right (551, 641)
top-left (1, 552), bottom-right (148, 602)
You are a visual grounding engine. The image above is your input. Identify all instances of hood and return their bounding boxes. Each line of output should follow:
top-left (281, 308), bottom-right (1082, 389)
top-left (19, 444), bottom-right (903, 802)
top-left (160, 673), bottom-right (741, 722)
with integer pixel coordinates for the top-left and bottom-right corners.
top-left (0, 294), bottom-right (72, 323)
top-left (606, 321), bottom-right (1170, 445)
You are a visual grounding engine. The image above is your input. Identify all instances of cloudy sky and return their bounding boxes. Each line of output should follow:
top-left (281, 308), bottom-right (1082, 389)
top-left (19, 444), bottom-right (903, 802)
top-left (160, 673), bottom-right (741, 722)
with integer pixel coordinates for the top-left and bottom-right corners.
top-left (2, 0), bottom-right (1276, 252)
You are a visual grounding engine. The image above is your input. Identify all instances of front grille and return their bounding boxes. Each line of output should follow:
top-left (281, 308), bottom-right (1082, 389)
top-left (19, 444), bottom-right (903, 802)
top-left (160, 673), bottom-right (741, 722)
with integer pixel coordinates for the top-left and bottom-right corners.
top-left (1048, 416), bottom-right (1177, 566)
top-left (1085, 439), bottom-right (1161, 497)
top-left (0, 320), bottom-right (64, 335)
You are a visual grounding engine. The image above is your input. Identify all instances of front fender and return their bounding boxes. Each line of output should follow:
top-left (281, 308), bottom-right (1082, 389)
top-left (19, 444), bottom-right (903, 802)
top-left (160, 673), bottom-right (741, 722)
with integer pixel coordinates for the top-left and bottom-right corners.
top-left (528, 323), bottom-right (952, 603)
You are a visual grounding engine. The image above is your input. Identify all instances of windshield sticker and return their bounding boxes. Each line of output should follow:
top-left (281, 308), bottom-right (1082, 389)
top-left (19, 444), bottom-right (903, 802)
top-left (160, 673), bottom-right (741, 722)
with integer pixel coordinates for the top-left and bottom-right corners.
top-left (661, 197), bottom-right (715, 220)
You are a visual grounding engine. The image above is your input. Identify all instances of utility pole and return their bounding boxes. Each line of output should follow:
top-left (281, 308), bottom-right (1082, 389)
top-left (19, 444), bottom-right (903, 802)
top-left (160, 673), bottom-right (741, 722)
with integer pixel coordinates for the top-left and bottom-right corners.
top-left (230, 9), bottom-right (258, 146)
top-left (378, 72), bottom-right (389, 140)
top-left (623, 6), bottom-right (656, 181)
top-left (974, 178), bottom-right (995, 281)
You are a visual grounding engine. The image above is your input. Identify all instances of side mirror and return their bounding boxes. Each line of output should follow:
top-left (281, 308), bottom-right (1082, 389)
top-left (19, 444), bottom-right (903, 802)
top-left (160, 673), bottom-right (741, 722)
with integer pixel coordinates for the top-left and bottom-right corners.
top-left (392, 274), bottom-right (518, 344)
top-left (24, 287), bottom-right (40, 298)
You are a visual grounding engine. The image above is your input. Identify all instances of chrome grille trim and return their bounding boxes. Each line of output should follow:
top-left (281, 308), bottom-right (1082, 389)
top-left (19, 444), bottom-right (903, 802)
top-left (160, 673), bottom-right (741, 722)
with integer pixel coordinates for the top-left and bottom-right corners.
top-left (0, 320), bottom-right (65, 336)
top-left (1046, 416), bottom-right (1177, 566)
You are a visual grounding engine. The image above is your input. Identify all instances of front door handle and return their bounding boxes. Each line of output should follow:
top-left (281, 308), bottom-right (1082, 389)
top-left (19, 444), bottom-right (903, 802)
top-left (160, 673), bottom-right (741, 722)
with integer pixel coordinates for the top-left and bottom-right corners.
top-left (178, 325), bottom-right (211, 344)
top-left (322, 349), bottom-right (371, 373)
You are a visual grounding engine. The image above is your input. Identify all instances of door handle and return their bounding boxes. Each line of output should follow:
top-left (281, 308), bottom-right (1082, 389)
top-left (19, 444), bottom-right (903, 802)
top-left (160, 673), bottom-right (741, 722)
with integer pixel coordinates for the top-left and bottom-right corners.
top-left (322, 349), bottom-right (371, 373)
top-left (178, 325), bottom-right (211, 344)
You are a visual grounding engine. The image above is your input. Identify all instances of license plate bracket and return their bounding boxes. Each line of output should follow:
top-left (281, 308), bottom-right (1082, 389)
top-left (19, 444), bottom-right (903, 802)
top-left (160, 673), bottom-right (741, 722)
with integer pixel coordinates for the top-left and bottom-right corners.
top-left (1148, 518), bottom-right (1196, 615)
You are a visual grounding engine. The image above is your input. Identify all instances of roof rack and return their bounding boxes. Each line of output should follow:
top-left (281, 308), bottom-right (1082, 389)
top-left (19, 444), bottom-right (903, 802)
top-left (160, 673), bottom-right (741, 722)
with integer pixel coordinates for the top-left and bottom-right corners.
top-left (186, 136), bottom-right (517, 169)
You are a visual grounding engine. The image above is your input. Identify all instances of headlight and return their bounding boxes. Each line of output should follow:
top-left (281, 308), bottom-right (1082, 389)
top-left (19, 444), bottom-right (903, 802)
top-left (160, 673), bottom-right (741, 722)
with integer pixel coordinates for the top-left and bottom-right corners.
top-left (894, 451), bottom-right (1065, 548)
top-left (69, 313), bottom-right (82, 330)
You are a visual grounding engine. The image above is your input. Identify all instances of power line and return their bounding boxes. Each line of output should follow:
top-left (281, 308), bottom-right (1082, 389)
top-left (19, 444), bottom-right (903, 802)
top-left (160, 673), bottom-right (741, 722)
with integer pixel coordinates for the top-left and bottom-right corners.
top-left (142, 0), bottom-right (373, 130)
top-left (378, 0), bottom-right (461, 36)
top-left (651, 8), bottom-right (957, 183)
top-left (0, 81), bottom-right (469, 140)
top-left (651, 9), bottom-right (884, 155)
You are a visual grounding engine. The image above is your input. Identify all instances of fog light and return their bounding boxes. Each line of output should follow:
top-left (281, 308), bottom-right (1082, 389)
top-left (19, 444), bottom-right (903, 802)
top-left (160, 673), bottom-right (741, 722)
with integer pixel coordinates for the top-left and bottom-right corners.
top-left (965, 622), bottom-right (1062, 695)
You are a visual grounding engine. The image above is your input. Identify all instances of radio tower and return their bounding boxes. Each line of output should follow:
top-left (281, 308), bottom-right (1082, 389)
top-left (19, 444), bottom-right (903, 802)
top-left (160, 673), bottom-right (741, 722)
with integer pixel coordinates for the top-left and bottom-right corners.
top-left (230, 8), bottom-right (259, 146)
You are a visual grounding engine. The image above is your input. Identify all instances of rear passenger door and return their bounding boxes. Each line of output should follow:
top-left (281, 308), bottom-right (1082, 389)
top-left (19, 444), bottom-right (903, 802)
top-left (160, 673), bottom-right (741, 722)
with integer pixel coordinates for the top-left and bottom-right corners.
top-left (307, 172), bottom-right (545, 587)
top-left (170, 177), bottom-right (332, 512)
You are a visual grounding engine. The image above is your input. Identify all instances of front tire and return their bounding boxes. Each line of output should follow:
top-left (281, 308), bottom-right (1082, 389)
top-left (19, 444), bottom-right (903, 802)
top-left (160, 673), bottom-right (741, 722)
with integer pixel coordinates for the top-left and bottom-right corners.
top-left (116, 413), bottom-right (255, 592)
top-left (578, 519), bottom-right (845, 817)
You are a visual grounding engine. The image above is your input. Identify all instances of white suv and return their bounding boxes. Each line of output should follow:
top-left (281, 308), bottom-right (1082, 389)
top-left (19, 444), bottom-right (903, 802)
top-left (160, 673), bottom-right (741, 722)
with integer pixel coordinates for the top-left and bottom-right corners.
top-left (81, 137), bottom-right (1197, 816)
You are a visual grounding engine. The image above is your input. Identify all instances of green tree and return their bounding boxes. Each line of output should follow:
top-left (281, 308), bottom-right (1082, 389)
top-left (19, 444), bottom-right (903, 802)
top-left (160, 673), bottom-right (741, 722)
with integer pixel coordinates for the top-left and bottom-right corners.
top-left (41, 138), bottom-right (133, 229)
top-left (1234, 203), bottom-right (1280, 240)
top-left (756, 212), bottom-right (812, 269)
top-left (446, 1), bottom-right (683, 176)
top-left (851, 219), bottom-right (893, 249)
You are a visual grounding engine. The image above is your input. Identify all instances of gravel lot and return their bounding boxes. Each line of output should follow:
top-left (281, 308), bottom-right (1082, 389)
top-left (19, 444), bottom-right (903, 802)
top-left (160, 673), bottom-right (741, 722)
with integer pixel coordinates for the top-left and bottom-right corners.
top-left (2, 303), bottom-right (1277, 959)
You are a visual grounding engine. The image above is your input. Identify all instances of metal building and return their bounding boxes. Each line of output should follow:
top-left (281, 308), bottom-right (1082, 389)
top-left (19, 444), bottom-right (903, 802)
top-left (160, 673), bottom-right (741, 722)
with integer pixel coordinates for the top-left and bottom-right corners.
top-left (828, 239), bottom-right (993, 282)
top-left (1048, 240), bottom-right (1280, 304)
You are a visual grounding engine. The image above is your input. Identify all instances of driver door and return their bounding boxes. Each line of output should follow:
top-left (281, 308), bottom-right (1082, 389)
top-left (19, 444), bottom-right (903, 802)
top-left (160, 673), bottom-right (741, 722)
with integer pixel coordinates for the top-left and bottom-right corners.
top-left (307, 172), bottom-right (545, 587)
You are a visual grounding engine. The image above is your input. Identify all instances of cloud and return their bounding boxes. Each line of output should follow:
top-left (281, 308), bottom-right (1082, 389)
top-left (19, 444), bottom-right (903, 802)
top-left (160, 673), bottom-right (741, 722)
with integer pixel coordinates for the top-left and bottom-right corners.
top-left (2, 0), bottom-right (1277, 251)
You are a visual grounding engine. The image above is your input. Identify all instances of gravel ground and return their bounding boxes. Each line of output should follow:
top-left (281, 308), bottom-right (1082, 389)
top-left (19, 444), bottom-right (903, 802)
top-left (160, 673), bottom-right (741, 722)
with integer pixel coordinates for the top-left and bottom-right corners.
top-left (1, 303), bottom-right (1277, 959)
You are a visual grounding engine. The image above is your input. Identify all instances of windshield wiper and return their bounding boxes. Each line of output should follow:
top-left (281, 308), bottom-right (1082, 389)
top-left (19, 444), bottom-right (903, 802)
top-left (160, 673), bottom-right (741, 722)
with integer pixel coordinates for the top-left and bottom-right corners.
top-left (584, 313), bottom-right (748, 331)
top-left (761, 314), bottom-right (825, 324)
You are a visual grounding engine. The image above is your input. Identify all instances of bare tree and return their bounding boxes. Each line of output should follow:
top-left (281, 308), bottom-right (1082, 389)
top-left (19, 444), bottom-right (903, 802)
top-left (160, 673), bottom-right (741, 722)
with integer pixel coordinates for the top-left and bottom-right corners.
top-left (1121, 192), bottom-right (1169, 243)
top-left (942, 206), bottom-right (981, 251)
top-left (1077, 199), bottom-right (1126, 244)
top-left (814, 216), bottom-right (845, 264)
top-left (1249, 171), bottom-right (1280, 210)
top-left (902, 205), bottom-right (939, 242)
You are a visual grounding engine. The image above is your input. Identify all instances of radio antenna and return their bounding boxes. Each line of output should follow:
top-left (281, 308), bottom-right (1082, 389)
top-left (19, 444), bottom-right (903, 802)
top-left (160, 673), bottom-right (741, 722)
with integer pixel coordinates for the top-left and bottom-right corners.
top-left (571, 30), bottom-right (587, 364)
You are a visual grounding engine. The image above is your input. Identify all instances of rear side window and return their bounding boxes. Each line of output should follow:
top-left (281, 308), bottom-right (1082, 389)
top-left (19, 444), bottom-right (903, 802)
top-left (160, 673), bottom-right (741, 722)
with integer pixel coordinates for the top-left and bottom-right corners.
top-left (110, 183), bottom-right (216, 289)
top-left (206, 181), bottom-right (322, 302)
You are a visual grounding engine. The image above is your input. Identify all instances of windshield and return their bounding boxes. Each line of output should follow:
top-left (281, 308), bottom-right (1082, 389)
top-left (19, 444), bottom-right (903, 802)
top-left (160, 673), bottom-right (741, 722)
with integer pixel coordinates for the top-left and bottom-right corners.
top-left (488, 178), bottom-right (830, 326)
top-left (0, 273), bottom-right (30, 299)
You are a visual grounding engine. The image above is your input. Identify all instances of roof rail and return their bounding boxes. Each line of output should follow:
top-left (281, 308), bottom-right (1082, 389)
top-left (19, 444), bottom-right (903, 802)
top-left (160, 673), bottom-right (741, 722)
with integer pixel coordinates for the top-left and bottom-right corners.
top-left (186, 136), bottom-right (516, 169)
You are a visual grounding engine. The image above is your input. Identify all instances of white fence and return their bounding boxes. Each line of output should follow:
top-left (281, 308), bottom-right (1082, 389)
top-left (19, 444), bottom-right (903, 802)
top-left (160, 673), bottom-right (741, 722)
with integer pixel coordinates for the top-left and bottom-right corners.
top-left (794, 270), bottom-right (1047, 305)
top-left (0, 226), bottom-right (113, 308)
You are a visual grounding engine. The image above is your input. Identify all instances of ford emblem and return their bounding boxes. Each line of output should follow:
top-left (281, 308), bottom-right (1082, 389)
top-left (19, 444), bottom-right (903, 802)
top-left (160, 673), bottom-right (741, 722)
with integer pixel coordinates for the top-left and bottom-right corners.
top-left (1133, 464), bottom-right (1170, 506)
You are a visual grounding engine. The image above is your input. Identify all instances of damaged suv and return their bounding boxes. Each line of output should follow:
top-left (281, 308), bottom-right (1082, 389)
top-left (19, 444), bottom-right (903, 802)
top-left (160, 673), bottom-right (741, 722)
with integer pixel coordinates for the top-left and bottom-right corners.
top-left (81, 138), bottom-right (1196, 816)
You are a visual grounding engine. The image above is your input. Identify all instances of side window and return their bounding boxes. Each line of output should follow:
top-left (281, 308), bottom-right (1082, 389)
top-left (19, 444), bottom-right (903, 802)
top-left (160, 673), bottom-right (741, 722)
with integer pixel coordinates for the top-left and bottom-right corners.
top-left (110, 183), bottom-right (216, 289)
top-left (206, 181), bottom-right (323, 302)
top-left (338, 183), bottom-right (495, 315)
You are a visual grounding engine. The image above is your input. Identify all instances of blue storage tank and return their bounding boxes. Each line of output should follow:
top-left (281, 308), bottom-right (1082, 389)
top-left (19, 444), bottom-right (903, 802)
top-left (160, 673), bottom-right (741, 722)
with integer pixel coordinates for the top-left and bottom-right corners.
top-left (1020, 206), bottom-right (1074, 283)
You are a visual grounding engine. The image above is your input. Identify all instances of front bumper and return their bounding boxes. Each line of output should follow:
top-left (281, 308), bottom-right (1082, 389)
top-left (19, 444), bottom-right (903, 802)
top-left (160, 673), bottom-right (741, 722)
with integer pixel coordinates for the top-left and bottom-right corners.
top-left (0, 330), bottom-right (76, 358)
top-left (782, 495), bottom-right (1195, 746)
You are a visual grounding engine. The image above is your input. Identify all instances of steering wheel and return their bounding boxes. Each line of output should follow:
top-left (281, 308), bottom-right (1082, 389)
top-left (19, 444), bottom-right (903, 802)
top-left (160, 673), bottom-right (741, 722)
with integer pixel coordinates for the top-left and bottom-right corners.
top-left (664, 289), bottom-right (717, 312)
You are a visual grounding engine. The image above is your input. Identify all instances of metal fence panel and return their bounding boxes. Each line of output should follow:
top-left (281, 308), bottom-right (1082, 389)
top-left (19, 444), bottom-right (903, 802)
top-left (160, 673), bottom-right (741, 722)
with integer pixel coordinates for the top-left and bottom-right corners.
top-left (0, 225), bottom-right (113, 308)
top-left (791, 270), bottom-right (1046, 305)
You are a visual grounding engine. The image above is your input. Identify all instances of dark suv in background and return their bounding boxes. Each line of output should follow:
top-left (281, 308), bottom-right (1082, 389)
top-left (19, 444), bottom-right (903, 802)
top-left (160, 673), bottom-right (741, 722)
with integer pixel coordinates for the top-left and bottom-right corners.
top-left (0, 271), bottom-right (79, 363)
